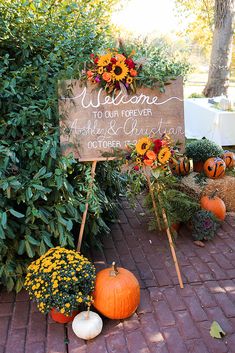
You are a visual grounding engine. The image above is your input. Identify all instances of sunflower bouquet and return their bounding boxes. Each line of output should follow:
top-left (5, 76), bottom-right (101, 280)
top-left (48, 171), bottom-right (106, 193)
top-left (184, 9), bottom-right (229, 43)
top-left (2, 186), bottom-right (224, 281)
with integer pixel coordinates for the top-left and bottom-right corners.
top-left (125, 134), bottom-right (177, 176)
top-left (24, 247), bottom-right (96, 316)
top-left (86, 49), bottom-right (141, 95)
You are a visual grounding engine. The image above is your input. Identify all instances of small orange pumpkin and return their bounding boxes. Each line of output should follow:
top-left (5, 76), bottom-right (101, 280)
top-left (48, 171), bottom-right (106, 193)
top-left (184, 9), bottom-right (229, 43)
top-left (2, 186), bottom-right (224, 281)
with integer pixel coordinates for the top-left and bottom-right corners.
top-left (203, 157), bottom-right (226, 179)
top-left (200, 190), bottom-right (226, 221)
top-left (193, 161), bottom-right (204, 173)
top-left (179, 157), bottom-right (191, 176)
top-left (169, 157), bottom-right (191, 176)
top-left (93, 262), bottom-right (140, 320)
top-left (222, 150), bottom-right (235, 168)
top-left (169, 157), bottom-right (180, 175)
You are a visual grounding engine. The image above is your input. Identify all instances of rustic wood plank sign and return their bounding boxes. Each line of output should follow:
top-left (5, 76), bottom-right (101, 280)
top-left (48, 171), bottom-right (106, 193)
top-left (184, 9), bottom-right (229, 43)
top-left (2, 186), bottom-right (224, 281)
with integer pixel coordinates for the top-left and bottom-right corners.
top-left (59, 78), bottom-right (185, 161)
top-left (59, 79), bottom-right (185, 288)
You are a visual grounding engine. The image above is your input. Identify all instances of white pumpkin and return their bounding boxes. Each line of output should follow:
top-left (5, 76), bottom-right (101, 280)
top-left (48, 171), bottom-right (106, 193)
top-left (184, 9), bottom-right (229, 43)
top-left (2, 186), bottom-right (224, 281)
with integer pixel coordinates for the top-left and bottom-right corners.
top-left (72, 309), bottom-right (103, 340)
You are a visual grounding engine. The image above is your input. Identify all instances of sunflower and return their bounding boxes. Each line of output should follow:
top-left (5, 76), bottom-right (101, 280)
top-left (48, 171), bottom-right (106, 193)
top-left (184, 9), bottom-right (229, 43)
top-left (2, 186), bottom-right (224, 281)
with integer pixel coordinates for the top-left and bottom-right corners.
top-left (158, 147), bottom-right (171, 164)
top-left (126, 76), bottom-right (133, 84)
top-left (98, 53), bottom-right (112, 67)
top-left (97, 66), bottom-right (104, 74)
top-left (112, 61), bottom-right (129, 81)
top-left (136, 137), bottom-right (152, 155)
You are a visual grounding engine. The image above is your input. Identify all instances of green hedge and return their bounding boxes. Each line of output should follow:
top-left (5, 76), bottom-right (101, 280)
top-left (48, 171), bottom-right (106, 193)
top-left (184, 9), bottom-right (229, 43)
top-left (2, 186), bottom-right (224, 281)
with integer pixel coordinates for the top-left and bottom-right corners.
top-left (0, 0), bottom-right (190, 292)
top-left (0, 0), bottom-right (122, 291)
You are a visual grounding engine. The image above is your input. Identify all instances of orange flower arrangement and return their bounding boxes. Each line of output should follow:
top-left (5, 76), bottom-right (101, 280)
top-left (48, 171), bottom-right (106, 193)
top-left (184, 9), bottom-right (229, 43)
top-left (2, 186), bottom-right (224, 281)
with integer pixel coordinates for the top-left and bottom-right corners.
top-left (125, 134), bottom-right (176, 175)
top-left (86, 49), bottom-right (141, 95)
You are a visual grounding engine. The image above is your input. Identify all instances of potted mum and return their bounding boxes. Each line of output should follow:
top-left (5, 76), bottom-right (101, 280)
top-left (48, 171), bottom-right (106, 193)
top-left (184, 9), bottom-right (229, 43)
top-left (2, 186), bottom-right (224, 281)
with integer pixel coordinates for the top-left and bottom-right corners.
top-left (24, 247), bottom-right (96, 323)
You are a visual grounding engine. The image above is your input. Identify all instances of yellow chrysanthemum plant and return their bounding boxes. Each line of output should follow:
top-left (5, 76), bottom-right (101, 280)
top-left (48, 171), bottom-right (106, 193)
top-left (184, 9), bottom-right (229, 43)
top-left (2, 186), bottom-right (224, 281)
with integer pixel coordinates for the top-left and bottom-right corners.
top-left (24, 247), bottom-right (96, 316)
top-left (86, 49), bottom-right (140, 95)
top-left (125, 134), bottom-right (177, 177)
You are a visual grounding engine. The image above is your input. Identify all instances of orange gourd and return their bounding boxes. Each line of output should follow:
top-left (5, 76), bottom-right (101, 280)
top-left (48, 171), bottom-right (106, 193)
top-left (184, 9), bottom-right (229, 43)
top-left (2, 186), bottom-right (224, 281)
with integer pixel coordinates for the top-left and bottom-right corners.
top-left (93, 262), bottom-right (140, 319)
top-left (169, 157), bottom-right (191, 176)
top-left (222, 150), bottom-right (235, 168)
top-left (203, 157), bottom-right (226, 179)
top-left (200, 190), bottom-right (226, 221)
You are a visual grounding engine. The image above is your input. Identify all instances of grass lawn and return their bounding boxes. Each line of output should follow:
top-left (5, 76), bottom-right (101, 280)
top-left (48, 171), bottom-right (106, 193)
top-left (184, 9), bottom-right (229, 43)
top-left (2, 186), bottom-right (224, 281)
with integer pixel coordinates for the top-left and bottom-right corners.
top-left (184, 72), bottom-right (235, 98)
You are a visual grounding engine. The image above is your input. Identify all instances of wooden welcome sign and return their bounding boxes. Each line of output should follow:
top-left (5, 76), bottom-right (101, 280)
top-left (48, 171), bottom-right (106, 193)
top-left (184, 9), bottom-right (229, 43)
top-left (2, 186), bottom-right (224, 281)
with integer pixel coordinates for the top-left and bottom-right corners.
top-left (59, 79), bottom-right (185, 288)
top-left (59, 78), bottom-right (185, 161)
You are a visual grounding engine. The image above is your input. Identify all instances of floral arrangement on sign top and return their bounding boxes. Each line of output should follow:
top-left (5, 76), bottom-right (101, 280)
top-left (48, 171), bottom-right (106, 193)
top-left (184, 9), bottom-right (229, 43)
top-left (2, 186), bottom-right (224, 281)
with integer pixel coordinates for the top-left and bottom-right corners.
top-left (86, 49), bottom-right (141, 95)
top-left (24, 247), bottom-right (96, 316)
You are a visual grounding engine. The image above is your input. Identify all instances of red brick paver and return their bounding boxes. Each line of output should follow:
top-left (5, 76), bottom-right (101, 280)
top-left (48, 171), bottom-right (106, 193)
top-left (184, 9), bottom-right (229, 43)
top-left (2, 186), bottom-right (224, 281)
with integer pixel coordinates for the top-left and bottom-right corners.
top-left (0, 199), bottom-right (235, 352)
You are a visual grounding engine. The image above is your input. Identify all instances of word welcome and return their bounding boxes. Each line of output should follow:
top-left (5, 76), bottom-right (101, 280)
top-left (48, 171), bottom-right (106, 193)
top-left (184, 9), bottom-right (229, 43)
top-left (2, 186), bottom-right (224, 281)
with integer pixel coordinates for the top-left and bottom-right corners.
top-left (61, 87), bottom-right (182, 109)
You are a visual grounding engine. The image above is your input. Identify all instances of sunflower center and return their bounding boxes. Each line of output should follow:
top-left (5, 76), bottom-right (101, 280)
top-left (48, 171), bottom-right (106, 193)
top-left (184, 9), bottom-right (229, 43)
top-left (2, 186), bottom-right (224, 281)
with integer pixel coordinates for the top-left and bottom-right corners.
top-left (114, 66), bottom-right (123, 76)
top-left (141, 143), bottom-right (147, 149)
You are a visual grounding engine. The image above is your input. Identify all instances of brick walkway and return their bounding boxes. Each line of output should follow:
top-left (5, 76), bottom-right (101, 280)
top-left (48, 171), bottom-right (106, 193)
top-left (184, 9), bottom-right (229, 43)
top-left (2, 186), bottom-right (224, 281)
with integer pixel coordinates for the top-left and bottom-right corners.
top-left (1, 198), bottom-right (235, 353)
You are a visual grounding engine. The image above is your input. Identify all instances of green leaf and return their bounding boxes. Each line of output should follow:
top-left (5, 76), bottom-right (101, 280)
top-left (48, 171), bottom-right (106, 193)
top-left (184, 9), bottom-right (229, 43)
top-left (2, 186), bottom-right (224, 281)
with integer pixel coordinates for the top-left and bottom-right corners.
top-left (27, 235), bottom-right (39, 246)
top-left (33, 166), bottom-right (46, 179)
top-left (151, 169), bottom-right (160, 179)
top-left (0, 225), bottom-right (5, 239)
top-left (18, 240), bottom-right (26, 255)
top-left (9, 209), bottom-right (25, 218)
top-left (25, 241), bottom-right (34, 258)
top-left (39, 240), bottom-right (46, 255)
top-left (1, 212), bottom-right (7, 229)
top-left (26, 187), bottom-right (33, 200)
top-left (6, 277), bottom-right (14, 292)
top-left (15, 278), bottom-right (23, 293)
top-left (210, 321), bottom-right (226, 339)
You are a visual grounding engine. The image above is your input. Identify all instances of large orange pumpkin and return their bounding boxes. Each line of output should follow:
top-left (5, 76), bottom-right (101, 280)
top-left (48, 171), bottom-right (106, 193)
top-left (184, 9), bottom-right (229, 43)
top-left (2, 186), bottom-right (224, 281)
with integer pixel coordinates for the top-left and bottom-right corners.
top-left (203, 157), bottom-right (226, 179)
top-left (200, 190), bottom-right (226, 221)
top-left (222, 150), bottom-right (235, 168)
top-left (93, 262), bottom-right (140, 319)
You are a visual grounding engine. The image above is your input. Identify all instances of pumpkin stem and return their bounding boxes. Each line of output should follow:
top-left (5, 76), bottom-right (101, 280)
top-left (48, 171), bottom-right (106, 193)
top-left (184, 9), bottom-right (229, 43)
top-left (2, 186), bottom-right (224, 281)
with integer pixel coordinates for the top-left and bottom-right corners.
top-left (86, 306), bottom-right (90, 320)
top-left (110, 261), bottom-right (119, 277)
top-left (210, 188), bottom-right (218, 199)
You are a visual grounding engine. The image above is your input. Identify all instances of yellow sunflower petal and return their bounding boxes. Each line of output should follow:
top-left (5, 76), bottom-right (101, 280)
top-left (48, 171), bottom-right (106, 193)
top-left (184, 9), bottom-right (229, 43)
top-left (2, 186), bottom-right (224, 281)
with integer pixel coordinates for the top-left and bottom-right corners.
top-left (158, 147), bottom-right (171, 164)
top-left (136, 137), bottom-right (152, 155)
top-left (112, 61), bottom-right (129, 81)
top-left (98, 53), bottom-right (112, 67)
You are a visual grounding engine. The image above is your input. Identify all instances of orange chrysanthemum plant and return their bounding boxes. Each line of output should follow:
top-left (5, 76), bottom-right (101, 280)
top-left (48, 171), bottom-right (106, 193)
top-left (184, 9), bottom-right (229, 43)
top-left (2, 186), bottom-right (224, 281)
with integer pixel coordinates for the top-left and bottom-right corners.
top-left (85, 49), bottom-right (141, 95)
top-left (125, 134), bottom-right (176, 177)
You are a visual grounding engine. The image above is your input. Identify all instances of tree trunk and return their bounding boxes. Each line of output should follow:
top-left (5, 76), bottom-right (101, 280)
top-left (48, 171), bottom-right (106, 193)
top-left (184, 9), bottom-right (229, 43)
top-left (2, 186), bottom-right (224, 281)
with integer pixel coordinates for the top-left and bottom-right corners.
top-left (203, 0), bottom-right (235, 97)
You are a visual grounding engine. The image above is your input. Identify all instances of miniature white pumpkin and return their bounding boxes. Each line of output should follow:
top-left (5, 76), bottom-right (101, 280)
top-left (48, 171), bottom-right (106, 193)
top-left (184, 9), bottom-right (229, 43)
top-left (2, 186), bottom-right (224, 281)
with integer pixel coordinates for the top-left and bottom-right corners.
top-left (72, 309), bottom-right (103, 340)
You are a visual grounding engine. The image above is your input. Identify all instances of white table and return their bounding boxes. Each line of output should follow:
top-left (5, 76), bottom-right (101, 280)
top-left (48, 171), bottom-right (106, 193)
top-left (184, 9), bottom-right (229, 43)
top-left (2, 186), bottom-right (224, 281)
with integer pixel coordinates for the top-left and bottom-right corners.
top-left (184, 98), bottom-right (235, 146)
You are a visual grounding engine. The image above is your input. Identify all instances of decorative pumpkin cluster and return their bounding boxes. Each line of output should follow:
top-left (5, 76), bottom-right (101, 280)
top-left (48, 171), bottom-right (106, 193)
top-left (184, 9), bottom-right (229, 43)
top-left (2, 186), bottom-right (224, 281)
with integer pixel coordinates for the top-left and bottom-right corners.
top-left (125, 134), bottom-right (177, 175)
top-left (86, 49), bottom-right (140, 95)
top-left (24, 247), bottom-right (96, 316)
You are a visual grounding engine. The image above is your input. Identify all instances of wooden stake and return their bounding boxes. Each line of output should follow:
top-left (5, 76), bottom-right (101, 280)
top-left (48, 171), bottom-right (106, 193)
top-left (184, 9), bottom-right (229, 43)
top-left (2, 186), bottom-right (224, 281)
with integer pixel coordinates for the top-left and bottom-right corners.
top-left (145, 172), bottom-right (184, 289)
top-left (77, 160), bottom-right (97, 252)
top-left (159, 197), bottom-right (184, 289)
top-left (144, 170), bottom-right (162, 231)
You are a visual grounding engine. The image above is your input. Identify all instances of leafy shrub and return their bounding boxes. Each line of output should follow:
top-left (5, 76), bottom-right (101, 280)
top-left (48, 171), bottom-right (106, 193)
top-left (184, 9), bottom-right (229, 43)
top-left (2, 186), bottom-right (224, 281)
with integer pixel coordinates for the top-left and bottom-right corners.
top-left (122, 38), bottom-right (190, 91)
top-left (0, 0), bottom-right (190, 292)
top-left (185, 138), bottom-right (224, 163)
top-left (0, 0), bottom-right (121, 291)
